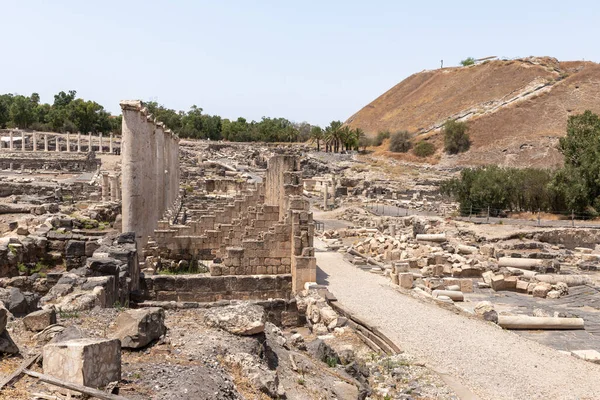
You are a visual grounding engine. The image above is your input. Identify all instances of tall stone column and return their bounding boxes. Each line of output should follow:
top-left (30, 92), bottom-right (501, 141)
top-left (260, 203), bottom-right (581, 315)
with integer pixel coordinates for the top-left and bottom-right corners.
top-left (109, 134), bottom-right (113, 154)
top-left (88, 132), bottom-right (92, 152)
top-left (175, 136), bottom-right (180, 203)
top-left (77, 132), bottom-right (81, 152)
top-left (116, 173), bottom-right (121, 201)
top-left (101, 172), bottom-right (110, 202)
top-left (121, 101), bottom-right (152, 244)
top-left (146, 116), bottom-right (157, 232)
top-left (32, 132), bottom-right (37, 151)
top-left (164, 130), bottom-right (172, 208)
top-left (66, 132), bottom-right (71, 152)
top-left (44, 134), bottom-right (48, 152)
top-left (155, 122), bottom-right (166, 217)
top-left (98, 133), bottom-right (103, 153)
top-left (9, 131), bottom-right (13, 150)
top-left (55, 135), bottom-right (60, 152)
top-left (21, 132), bottom-right (25, 151)
top-left (323, 184), bottom-right (328, 209)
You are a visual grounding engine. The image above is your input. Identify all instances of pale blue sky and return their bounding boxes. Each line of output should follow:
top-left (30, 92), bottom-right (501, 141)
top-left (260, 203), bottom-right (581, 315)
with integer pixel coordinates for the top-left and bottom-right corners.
top-left (1, 0), bottom-right (596, 126)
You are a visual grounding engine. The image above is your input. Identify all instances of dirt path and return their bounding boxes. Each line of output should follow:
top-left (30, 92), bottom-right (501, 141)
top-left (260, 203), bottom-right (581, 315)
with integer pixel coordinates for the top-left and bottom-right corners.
top-left (314, 238), bottom-right (600, 400)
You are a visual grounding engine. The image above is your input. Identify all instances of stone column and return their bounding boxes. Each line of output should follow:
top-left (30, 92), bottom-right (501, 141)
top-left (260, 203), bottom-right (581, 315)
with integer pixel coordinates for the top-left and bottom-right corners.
top-left (164, 130), bottom-right (172, 208)
top-left (121, 100), bottom-right (151, 254)
top-left (21, 132), bottom-right (25, 151)
top-left (109, 134), bottom-right (113, 154)
top-left (88, 132), bottom-right (92, 152)
top-left (77, 132), bottom-right (81, 152)
top-left (66, 132), bottom-right (71, 152)
top-left (44, 134), bottom-right (48, 152)
top-left (175, 136), bottom-right (180, 203)
top-left (323, 184), bottom-right (328, 209)
top-left (146, 116), bottom-right (157, 232)
top-left (32, 132), bottom-right (37, 151)
top-left (116, 173), bottom-right (121, 201)
top-left (98, 133), bottom-right (103, 153)
top-left (155, 122), bottom-right (166, 217)
top-left (101, 172), bottom-right (110, 202)
top-left (9, 131), bottom-right (13, 150)
top-left (109, 174), bottom-right (118, 201)
top-left (55, 135), bottom-right (60, 152)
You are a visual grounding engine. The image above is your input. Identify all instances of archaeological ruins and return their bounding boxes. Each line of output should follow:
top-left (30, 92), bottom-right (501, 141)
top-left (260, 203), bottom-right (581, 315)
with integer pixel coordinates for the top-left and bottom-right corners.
top-left (1, 94), bottom-right (600, 399)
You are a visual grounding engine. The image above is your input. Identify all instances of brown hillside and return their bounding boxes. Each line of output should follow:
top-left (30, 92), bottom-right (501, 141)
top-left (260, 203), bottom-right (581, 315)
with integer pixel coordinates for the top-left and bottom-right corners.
top-left (346, 57), bottom-right (600, 168)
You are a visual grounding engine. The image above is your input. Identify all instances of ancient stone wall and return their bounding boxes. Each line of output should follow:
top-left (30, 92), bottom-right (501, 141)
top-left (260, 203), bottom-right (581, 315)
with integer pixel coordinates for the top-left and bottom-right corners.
top-left (142, 274), bottom-right (292, 302)
top-left (0, 151), bottom-right (100, 172)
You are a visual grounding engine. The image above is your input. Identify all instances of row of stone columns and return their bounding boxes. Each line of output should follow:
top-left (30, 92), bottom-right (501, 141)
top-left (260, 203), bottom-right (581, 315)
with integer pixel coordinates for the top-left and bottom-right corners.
top-left (101, 172), bottom-right (122, 202)
top-left (120, 100), bottom-right (180, 251)
top-left (2, 131), bottom-right (115, 152)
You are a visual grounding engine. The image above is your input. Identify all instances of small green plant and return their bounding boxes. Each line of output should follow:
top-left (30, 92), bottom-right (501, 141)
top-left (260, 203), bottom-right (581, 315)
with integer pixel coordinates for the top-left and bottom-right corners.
top-left (8, 244), bottom-right (17, 255)
top-left (384, 395), bottom-right (392, 400)
top-left (132, 372), bottom-right (142, 380)
top-left (325, 356), bottom-right (338, 368)
top-left (296, 377), bottom-right (305, 386)
top-left (17, 263), bottom-right (28, 273)
top-left (59, 310), bottom-right (80, 319)
top-left (460, 57), bottom-right (476, 66)
top-left (413, 140), bottom-right (436, 157)
top-left (185, 185), bottom-right (194, 194)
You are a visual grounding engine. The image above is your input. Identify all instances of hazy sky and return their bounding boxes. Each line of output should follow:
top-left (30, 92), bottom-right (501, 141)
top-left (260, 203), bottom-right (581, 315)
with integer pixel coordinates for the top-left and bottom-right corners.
top-left (1, 0), bottom-right (596, 126)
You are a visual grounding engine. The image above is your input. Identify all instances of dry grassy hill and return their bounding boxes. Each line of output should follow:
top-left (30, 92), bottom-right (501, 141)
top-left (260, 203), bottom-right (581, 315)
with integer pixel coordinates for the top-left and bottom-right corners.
top-left (345, 57), bottom-right (600, 168)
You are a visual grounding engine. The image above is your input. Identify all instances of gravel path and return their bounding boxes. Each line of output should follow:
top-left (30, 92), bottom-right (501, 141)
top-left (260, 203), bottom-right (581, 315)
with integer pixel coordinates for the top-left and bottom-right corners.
top-left (315, 239), bottom-right (600, 400)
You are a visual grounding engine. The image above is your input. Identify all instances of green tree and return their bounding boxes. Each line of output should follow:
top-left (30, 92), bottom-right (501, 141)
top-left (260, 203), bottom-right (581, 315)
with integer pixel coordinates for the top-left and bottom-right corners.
top-left (443, 120), bottom-right (471, 154)
top-left (9, 95), bottom-right (36, 128)
top-left (310, 126), bottom-right (323, 151)
top-left (389, 131), bottom-right (412, 153)
top-left (0, 94), bottom-right (14, 128)
top-left (460, 57), bottom-right (476, 66)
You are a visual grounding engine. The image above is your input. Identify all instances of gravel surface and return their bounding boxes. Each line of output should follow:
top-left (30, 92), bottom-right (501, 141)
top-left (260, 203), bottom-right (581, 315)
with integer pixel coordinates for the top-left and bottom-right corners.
top-left (315, 238), bottom-right (600, 400)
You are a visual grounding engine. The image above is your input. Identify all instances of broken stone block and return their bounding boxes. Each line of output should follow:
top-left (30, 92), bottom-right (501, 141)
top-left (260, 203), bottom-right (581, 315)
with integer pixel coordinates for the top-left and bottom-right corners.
top-left (65, 240), bottom-right (86, 257)
top-left (504, 276), bottom-right (518, 291)
top-left (391, 273), bottom-right (399, 285)
top-left (571, 349), bottom-right (600, 364)
top-left (474, 301), bottom-right (494, 316)
top-left (532, 283), bottom-right (552, 298)
top-left (547, 290), bottom-right (561, 299)
top-left (459, 279), bottom-right (473, 293)
top-left (204, 303), bottom-right (265, 336)
top-left (516, 280), bottom-right (529, 293)
top-left (490, 275), bottom-right (506, 291)
top-left (113, 307), bottom-right (166, 349)
top-left (43, 338), bottom-right (121, 390)
top-left (399, 273), bottom-right (414, 289)
top-left (482, 271), bottom-right (494, 285)
top-left (23, 308), bottom-right (57, 332)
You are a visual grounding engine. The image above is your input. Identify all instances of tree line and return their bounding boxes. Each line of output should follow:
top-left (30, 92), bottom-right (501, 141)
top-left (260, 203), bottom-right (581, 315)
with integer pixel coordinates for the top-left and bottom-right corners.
top-left (0, 91), bottom-right (120, 134)
top-left (441, 111), bottom-right (600, 216)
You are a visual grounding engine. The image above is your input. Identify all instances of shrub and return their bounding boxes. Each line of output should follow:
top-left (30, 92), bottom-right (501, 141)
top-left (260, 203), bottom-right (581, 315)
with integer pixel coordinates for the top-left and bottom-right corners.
top-left (358, 135), bottom-right (372, 151)
top-left (413, 141), bottom-right (435, 157)
top-left (460, 57), bottom-right (476, 66)
top-left (373, 131), bottom-right (390, 146)
top-left (388, 131), bottom-right (412, 153)
top-left (443, 120), bottom-right (471, 154)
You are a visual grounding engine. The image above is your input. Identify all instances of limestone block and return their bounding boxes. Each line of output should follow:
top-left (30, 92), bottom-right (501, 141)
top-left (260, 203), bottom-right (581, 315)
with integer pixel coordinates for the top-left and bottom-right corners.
top-left (65, 240), bottom-right (86, 257)
top-left (482, 271), bottom-right (494, 285)
top-left (43, 338), bottom-right (121, 389)
top-left (391, 273), bottom-right (399, 285)
top-left (532, 283), bottom-right (552, 298)
top-left (516, 280), bottom-right (529, 293)
top-left (23, 308), bottom-right (57, 332)
top-left (0, 303), bottom-right (7, 332)
top-left (459, 279), bottom-right (473, 293)
top-left (571, 349), bottom-right (600, 364)
top-left (490, 275), bottom-right (506, 291)
top-left (113, 307), bottom-right (166, 348)
top-left (504, 276), bottom-right (518, 291)
top-left (399, 273), bottom-right (414, 289)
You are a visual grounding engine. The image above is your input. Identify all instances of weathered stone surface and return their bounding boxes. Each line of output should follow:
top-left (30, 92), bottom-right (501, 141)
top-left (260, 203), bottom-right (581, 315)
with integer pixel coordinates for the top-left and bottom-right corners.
top-left (399, 273), bottom-right (414, 289)
top-left (0, 303), bottom-right (7, 333)
top-left (113, 307), bottom-right (166, 348)
top-left (23, 308), bottom-right (57, 332)
top-left (0, 287), bottom-right (35, 316)
top-left (0, 330), bottom-right (19, 354)
top-left (43, 338), bottom-right (121, 389)
top-left (204, 303), bottom-right (266, 335)
top-left (65, 240), bottom-right (86, 257)
top-left (532, 283), bottom-right (552, 298)
top-left (474, 301), bottom-right (495, 316)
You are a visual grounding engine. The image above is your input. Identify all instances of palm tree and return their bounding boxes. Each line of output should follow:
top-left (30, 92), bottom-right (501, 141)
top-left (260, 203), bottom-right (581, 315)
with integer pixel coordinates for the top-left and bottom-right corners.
top-left (325, 121), bottom-right (343, 152)
top-left (310, 126), bottom-right (323, 151)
